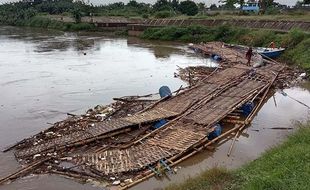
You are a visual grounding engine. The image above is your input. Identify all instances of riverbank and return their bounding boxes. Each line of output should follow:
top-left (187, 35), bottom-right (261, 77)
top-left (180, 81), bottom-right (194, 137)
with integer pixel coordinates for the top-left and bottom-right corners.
top-left (166, 123), bottom-right (310, 190)
top-left (141, 25), bottom-right (310, 73)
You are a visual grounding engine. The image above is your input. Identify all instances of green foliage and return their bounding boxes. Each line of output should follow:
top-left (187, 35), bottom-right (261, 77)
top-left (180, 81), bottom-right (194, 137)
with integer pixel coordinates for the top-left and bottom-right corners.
top-left (210, 4), bottom-right (217, 10)
top-left (178, 0), bottom-right (198, 16)
top-left (260, 0), bottom-right (275, 13)
top-left (0, 2), bottom-right (37, 25)
top-left (142, 14), bottom-right (149, 19)
top-left (22, 16), bottom-right (94, 31)
top-left (282, 38), bottom-right (310, 71)
top-left (171, 0), bottom-right (179, 11)
top-left (142, 25), bottom-right (249, 43)
top-left (281, 28), bottom-right (306, 47)
top-left (71, 8), bottom-right (82, 23)
top-left (265, 6), bottom-right (280, 15)
top-left (67, 22), bottom-right (94, 31)
top-left (153, 0), bottom-right (172, 11)
top-left (154, 11), bottom-right (174, 18)
top-left (238, 30), bottom-right (277, 46)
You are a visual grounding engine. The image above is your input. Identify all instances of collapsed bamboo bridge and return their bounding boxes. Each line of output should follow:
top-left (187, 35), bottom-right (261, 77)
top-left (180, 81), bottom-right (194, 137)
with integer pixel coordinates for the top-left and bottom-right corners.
top-left (0, 42), bottom-right (296, 189)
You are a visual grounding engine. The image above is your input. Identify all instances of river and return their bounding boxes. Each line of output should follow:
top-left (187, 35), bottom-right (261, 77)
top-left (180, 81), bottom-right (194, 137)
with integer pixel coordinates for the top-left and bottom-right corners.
top-left (0, 26), bottom-right (309, 190)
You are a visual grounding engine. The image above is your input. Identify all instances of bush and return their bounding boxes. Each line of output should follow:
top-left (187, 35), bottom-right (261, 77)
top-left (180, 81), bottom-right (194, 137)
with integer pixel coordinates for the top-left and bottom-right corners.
top-left (154, 10), bottom-right (174, 18)
top-left (178, 0), bottom-right (198, 16)
top-left (142, 14), bottom-right (149, 19)
top-left (282, 38), bottom-right (310, 71)
top-left (238, 30), bottom-right (277, 47)
top-left (265, 6), bottom-right (280, 15)
top-left (281, 28), bottom-right (306, 47)
top-left (68, 22), bottom-right (94, 31)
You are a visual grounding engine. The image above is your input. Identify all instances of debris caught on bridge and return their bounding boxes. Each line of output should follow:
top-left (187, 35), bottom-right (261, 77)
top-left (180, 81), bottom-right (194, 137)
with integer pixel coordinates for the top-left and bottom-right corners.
top-left (0, 41), bottom-right (303, 189)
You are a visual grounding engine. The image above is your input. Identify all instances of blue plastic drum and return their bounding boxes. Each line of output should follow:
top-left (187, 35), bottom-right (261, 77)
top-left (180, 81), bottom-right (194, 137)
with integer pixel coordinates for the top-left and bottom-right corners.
top-left (159, 86), bottom-right (172, 98)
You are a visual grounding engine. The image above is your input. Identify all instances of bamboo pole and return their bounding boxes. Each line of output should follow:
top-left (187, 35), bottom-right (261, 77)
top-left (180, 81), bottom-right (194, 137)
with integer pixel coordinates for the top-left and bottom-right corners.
top-left (0, 157), bottom-right (51, 185)
top-left (227, 128), bottom-right (241, 157)
top-left (120, 124), bottom-right (243, 190)
top-left (227, 72), bottom-right (279, 156)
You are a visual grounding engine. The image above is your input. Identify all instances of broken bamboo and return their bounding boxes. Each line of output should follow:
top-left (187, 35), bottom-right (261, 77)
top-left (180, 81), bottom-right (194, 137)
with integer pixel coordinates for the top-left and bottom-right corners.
top-left (0, 157), bottom-right (51, 185)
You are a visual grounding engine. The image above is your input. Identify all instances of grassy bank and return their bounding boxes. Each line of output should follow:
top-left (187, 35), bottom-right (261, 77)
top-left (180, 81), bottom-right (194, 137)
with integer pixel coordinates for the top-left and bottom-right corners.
top-left (3, 16), bottom-right (96, 31)
top-left (142, 25), bottom-right (310, 73)
top-left (166, 125), bottom-right (310, 190)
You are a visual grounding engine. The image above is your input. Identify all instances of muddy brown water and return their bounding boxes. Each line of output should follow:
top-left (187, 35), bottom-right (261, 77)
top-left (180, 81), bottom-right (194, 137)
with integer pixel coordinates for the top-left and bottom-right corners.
top-left (0, 26), bottom-right (309, 190)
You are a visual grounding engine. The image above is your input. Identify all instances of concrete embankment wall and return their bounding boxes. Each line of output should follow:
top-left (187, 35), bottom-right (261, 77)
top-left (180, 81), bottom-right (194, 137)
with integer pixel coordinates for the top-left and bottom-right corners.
top-left (128, 19), bottom-right (310, 36)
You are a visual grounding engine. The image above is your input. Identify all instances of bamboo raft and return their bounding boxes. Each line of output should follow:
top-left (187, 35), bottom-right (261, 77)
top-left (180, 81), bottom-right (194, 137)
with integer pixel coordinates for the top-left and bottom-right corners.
top-left (1, 42), bottom-right (290, 189)
top-left (74, 65), bottom-right (275, 177)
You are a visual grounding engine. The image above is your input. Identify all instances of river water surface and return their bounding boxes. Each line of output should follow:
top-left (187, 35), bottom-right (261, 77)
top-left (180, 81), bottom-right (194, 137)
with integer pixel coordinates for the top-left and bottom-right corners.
top-left (0, 26), bottom-right (309, 190)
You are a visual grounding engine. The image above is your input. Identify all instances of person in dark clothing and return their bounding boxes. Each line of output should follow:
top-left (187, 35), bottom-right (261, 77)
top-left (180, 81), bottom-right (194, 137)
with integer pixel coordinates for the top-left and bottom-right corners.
top-left (246, 47), bottom-right (253, 66)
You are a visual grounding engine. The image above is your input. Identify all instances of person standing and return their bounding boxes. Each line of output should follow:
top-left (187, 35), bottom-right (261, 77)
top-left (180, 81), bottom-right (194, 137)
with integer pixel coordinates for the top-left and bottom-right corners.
top-left (246, 47), bottom-right (253, 66)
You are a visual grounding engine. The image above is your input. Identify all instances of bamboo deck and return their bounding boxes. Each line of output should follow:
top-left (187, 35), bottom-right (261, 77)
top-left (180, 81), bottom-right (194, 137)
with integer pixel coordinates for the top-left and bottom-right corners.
top-left (73, 65), bottom-right (273, 177)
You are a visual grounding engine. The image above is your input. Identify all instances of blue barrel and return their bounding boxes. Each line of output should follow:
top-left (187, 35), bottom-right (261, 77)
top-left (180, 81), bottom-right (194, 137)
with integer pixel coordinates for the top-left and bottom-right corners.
top-left (211, 54), bottom-right (222, 61)
top-left (208, 123), bottom-right (222, 140)
top-left (241, 102), bottom-right (255, 116)
top-left (159, 86), bottom-right (172, 98)
top-left (153, 119), bottom-right (167, 129)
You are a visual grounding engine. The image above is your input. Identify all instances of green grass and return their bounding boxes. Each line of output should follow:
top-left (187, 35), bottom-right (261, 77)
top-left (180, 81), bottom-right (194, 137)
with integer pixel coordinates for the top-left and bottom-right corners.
top-left (165, 125), bottom-right (310, 190)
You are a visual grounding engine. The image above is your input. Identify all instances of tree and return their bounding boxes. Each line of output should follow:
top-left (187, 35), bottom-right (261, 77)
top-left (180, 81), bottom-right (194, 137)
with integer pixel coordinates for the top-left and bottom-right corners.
top-left (210, 4), bottom-right (217, 10)
top-left (197, 2), bottom-right (206, 13)
top-left (178, 0), bottom-right (198, 16)
top-left (153, 0), bottom-right (171, 11)
top-left (221, 0), bottom-right (238, 9)
top-left (259, 0), bottom-right (274, 13)
top-left (72, 8), bottom-right (82, 23)
top-left (127, 0), bottom-right (138, 8)
top-left (171, 0), bottom-right (179, 10)
top-left (239, 0), bottom-right (245, 8)
top-left (304, 0), bottom-right (310, 4)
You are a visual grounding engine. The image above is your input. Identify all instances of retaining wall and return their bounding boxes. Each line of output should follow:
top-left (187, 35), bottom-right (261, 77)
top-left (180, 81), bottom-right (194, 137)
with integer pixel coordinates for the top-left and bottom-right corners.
top-left (128, 19), bottom-right (310, 35)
